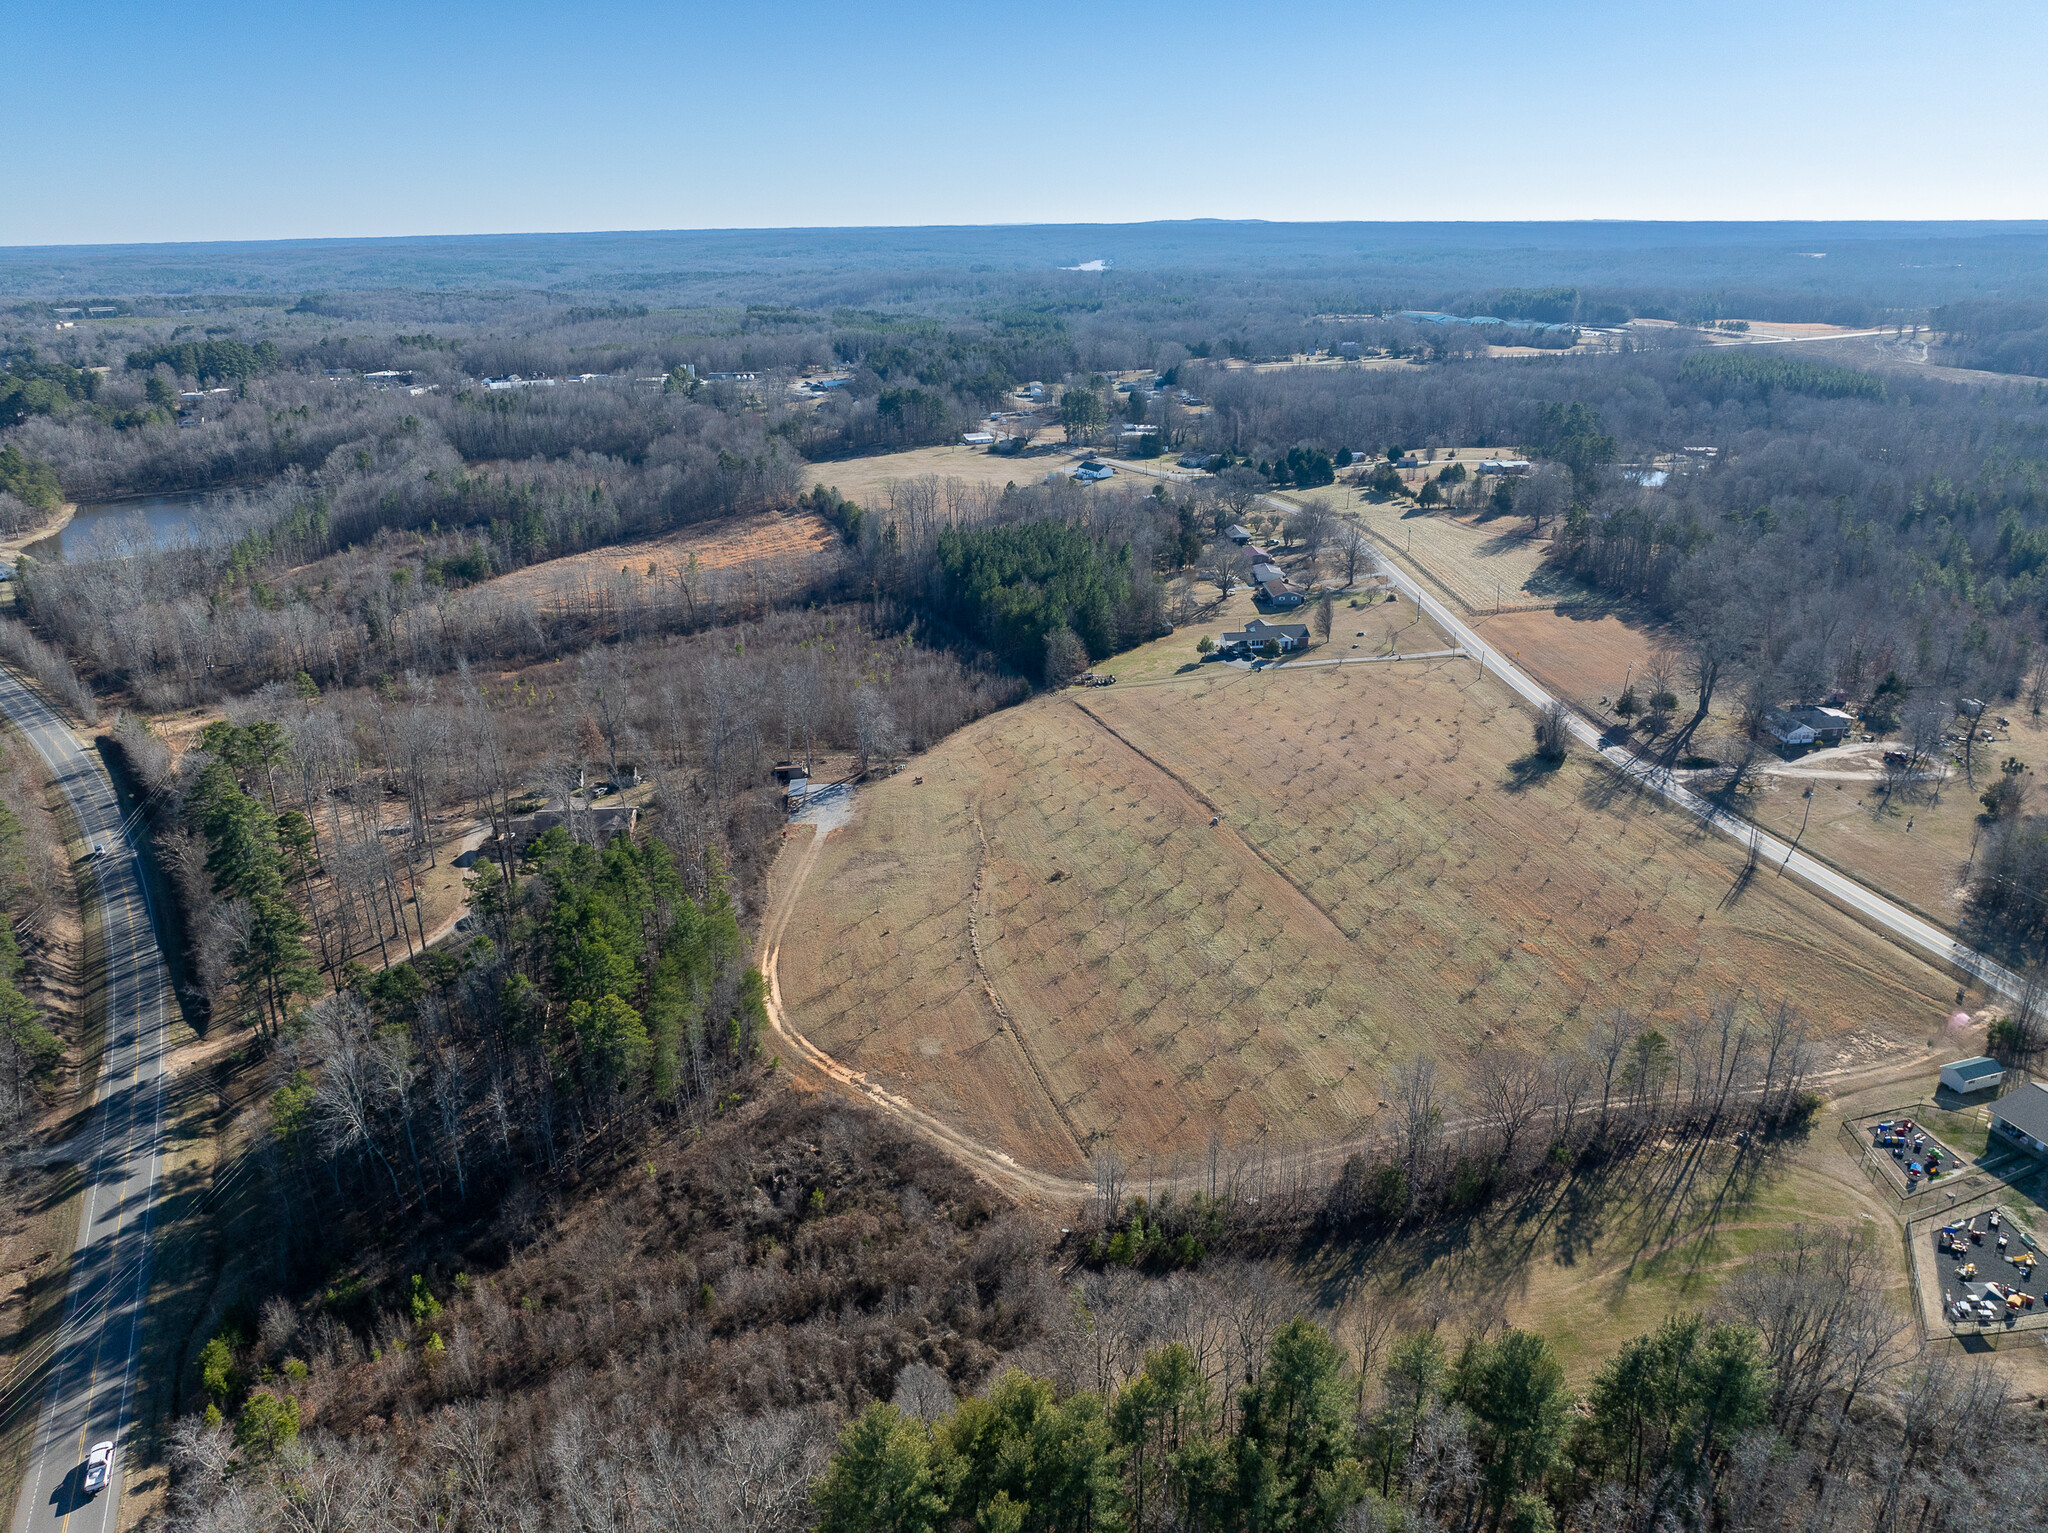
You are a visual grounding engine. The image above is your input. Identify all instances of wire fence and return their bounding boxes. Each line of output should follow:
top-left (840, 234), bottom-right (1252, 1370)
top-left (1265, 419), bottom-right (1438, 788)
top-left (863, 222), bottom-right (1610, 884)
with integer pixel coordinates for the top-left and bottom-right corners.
top-left (1906, 1189), bottom-right (2048, 1340)
top-left (1836, 1104), bottom-right (1987, 1202)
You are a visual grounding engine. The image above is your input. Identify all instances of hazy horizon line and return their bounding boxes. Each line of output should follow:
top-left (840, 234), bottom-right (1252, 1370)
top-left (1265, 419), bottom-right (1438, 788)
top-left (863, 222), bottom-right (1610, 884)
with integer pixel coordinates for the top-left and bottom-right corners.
top-left (9, 216), bottom-right (2048, 257)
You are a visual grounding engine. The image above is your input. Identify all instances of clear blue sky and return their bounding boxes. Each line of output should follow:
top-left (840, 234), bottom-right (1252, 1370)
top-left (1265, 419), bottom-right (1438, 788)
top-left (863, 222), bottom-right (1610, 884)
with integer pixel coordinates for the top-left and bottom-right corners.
top-left (5, 0), bottom-right (2041, 245)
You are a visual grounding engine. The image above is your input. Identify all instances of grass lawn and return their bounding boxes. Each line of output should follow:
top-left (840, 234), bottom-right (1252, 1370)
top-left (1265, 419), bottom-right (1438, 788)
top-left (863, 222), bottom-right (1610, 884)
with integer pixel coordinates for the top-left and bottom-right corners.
top-left (1310, 1091), bottom-right (1909, 1386)
top-left (1312, 1065), bottom-right (2048, 1394)
top-left (1098, 585), bottom-right (1449, 684)
top-left (1743, 711), bottom-right (2048, 932)
top-left (1923, 1104), bottom-right (1994, 1159)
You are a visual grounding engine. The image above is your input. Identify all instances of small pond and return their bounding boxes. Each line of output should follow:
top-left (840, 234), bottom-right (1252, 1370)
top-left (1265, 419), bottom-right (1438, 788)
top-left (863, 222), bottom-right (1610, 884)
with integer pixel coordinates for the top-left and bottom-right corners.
top-left (23, 493), bottom-right (211, 561)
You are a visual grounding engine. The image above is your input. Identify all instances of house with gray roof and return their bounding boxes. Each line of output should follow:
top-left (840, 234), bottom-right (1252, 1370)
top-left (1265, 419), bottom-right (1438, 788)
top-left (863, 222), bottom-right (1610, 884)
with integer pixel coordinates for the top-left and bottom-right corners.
top-left (1991, 1080), bottom-right (2048, 1161)
top-left (1220, 619), bottom-right (1310, 655)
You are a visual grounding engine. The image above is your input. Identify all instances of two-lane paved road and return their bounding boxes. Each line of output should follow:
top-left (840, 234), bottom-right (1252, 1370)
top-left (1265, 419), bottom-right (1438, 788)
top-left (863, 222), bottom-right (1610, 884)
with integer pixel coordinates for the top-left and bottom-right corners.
top-left (1294, 496), bottom-right (2028, 1005)
top-left (0, 668), bottom-right (172, 1533)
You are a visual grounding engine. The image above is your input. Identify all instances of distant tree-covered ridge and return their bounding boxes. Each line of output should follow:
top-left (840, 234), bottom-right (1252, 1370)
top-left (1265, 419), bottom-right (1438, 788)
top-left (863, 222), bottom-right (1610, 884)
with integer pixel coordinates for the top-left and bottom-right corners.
top-left (125, 338), bottom-right (280, 384)
top-left (1933, 298), bottom-right (2048, 379)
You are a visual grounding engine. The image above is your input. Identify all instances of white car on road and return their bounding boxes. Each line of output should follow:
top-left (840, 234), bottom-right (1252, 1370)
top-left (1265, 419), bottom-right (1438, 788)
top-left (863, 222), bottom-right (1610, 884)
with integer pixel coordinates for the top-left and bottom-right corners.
top-left (82, 1439), bottom-right (113, 1496)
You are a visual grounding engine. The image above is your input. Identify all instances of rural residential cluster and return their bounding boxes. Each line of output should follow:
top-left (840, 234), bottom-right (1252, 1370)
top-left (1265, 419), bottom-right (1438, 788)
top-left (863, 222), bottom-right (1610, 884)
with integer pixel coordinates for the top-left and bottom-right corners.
top-left (2, 219), bottom-right (2048, 1533)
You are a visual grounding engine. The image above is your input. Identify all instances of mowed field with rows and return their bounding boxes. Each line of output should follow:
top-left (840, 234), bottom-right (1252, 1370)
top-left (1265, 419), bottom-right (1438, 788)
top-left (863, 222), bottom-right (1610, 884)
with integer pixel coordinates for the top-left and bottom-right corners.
top-left (775, 654), bottom-right (1956, 1177)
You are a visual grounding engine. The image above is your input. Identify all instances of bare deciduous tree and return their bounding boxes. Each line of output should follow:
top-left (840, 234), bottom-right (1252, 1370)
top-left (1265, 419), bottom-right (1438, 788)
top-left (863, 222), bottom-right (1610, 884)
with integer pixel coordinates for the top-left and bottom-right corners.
top-left (1473, 1049), bottom-right (1544, 1170)
top-left (853, 681), bottom-right (902, 776)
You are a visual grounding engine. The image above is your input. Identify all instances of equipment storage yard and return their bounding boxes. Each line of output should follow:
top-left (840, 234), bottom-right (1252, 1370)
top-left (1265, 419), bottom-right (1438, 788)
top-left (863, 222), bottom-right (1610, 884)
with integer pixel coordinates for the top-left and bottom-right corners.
top-left (772, 643), bottom-right (1958, 1177)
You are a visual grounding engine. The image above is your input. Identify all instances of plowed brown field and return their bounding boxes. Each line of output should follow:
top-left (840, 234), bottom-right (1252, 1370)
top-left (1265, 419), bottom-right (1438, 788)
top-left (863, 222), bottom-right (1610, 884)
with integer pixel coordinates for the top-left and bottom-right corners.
top-left (775, 656), bottom-right (1955, 1177)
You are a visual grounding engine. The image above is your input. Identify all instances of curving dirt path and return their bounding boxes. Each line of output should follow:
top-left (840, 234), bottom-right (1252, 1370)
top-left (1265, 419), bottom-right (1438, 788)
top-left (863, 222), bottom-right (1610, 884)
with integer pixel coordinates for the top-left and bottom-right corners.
top-left (756, 809), bottom-right (1093, 1208)
top-left (753, 789), bottom-right (1965, 1214)
top-left (966, 811), bottom-right (1088, 1163)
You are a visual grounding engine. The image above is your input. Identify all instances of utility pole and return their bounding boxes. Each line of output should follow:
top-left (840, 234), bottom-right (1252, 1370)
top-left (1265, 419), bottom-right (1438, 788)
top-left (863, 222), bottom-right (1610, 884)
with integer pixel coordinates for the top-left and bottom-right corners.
top-left (1783, 784), bottom-right (1814, 873)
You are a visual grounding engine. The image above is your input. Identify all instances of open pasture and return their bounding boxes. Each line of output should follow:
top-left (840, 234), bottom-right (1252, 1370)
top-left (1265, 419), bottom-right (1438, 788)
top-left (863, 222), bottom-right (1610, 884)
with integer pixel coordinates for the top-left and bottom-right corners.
top-left (776, 657), bottom-right (1957, 1177)
top-left (1471, 606), bottom-right (1660, 714)
top-left (801, 443), bottom-right (1051, 504)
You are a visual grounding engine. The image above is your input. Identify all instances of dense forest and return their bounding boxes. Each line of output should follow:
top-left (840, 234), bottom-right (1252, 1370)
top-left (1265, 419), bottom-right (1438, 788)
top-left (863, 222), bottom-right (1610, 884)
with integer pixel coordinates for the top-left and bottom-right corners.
top-left (1931, 298), bottom-right (2048, 378)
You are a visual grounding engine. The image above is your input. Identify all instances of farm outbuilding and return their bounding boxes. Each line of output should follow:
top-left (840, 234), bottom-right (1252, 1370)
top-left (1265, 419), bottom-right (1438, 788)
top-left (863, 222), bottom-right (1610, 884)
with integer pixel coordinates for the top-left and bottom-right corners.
top-left (1941, 1056), bottom-right (2005, 1095)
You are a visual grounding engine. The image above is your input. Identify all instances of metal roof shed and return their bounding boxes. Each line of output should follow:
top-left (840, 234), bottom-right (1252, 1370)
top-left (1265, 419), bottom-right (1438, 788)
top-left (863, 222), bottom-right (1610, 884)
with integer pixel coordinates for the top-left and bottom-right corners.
top-left (1940, 1056), bottom-right (2005, 1094)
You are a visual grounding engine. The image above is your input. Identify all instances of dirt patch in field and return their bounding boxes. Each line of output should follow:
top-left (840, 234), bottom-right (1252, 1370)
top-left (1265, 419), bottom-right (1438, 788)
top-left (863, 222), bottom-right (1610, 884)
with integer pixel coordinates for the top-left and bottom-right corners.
top-left (776, 659), bottom-right (1956, 1177)
top-left (482, 510), bottom-right (839, 607)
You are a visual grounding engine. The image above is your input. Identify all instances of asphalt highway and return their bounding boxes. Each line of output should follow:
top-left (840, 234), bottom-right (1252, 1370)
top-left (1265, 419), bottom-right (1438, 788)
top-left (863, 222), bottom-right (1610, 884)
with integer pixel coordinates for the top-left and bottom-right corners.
top-left (0, 667), bottom-right (171, 1533)
top-left (1260, 493), bottom-right (2028, 1006)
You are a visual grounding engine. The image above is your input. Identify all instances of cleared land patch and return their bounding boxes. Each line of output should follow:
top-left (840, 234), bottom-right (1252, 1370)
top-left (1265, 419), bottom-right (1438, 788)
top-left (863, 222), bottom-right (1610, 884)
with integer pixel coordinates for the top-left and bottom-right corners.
top-left (1471, 607), bottom-right (1660, 713)
top-left (480, 509), bottom-right (838, 607)
top-left (801, 443), bottom-right (1050, 505)
top-left (1346, 502), bottom-right (1586, 613)
top-left (776, 656), bottom-right (1957, 1177)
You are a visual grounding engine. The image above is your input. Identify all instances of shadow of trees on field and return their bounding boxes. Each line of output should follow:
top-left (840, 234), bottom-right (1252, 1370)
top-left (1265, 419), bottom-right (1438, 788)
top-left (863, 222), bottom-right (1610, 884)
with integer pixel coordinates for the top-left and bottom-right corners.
top-left (1502, 753), bottom-right (1563, 793)
top-left (1298, 1126), bottom-right (1807, 1332)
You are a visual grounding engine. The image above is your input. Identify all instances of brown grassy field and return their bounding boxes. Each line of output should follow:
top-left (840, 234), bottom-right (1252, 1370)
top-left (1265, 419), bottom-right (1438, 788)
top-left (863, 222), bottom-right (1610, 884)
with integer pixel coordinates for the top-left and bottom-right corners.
top-left (802, 443), bottom-right (1054, 504)
top-left (775, 646), bottom-right (1957, 1178)
top-left (1343, 501), bottom-right (1581, 613)
top-left (480, 509), bottom-right (839, 607)
top-left (1472, 606), bottom-right (1662, 713)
